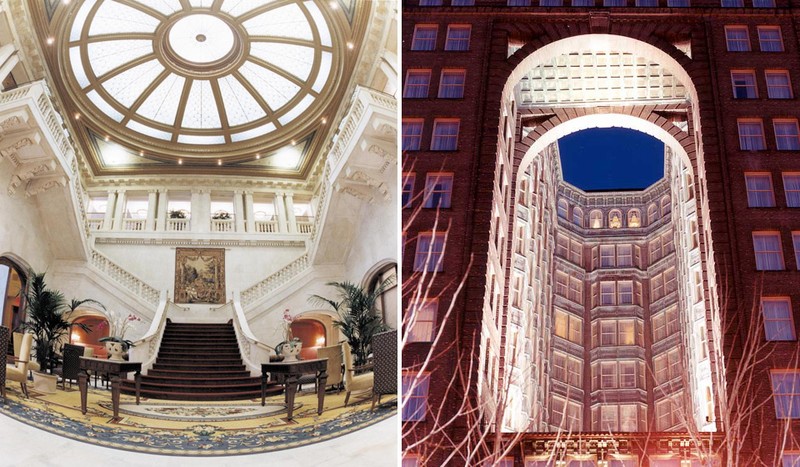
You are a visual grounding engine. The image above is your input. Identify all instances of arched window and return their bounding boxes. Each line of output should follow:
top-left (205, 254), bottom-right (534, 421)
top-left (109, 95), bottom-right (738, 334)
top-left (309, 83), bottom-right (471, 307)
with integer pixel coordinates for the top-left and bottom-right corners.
top-left (627, 209), bottom-right (641, 228)
top-left (661, 196), bottom-right (672, 215)
top-left (608, 209), bottom-right (623, 229)
top-left (557, 199), bottom-right (569, 219)
top-left (590, 210), bottom-right (603, 229)
top-left (0, 257), bottom-right (27, 332)
top-left (367, 263), bottom-right (398, 328)
top-left (647, 203), bottom-right (658, 225)
top-left (572, 207), bottom-right (584, 227)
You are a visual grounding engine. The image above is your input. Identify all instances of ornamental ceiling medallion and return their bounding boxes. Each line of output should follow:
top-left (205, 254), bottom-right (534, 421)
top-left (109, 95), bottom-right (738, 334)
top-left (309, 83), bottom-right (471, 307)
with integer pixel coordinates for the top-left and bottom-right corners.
top-left (49, 0), bottom-right (353, 177)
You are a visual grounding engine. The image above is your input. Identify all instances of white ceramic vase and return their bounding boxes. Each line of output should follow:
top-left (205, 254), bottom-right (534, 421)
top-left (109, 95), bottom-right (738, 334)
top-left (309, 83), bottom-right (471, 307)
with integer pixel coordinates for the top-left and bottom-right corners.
top-left (105, 340), bottom-right (126, 361)
top-left (279, 340), bottom-right (302, 362)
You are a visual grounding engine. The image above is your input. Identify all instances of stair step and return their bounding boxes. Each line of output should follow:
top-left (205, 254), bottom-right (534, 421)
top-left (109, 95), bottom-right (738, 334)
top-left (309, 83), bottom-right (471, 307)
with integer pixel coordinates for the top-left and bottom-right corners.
top-left (128, 380), bottom-right (264, 392)
top-left (156, 351), bottom-right (242, 358)
top-left (147, 368), bottom-right (252, 378)
top-left (140, 375), bottom-right (260, 386)
top-left (152, 363), bottom-right (247, 372)
top-left (156, 357), bottom-right (243, 365)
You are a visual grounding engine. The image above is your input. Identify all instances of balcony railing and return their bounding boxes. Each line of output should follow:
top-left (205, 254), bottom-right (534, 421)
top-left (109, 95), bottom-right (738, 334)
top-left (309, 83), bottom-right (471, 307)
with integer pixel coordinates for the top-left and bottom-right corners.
top-left (296, 216), bottom-right (314, 234)
top-left (211, 218), bottom-right (234, 232)
top-left (167, 218), bottom-right (189, 232)
top-left (255, 219), bottom-right (278, 233)
top-left (88, 218), bottom-right (103, 230)
top-left (124, 218), bottom-right (146, 231)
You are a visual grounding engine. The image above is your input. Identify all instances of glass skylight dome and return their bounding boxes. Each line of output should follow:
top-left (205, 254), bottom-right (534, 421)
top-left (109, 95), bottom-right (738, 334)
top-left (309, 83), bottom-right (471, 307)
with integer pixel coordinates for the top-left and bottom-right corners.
top-left (63, 0), bottom-right (337, 151)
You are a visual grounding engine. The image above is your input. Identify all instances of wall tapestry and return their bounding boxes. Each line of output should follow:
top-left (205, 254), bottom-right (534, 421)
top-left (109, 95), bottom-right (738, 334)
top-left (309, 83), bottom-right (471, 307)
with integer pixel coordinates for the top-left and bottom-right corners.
top-left (174, 248), bottom-right (225, 304)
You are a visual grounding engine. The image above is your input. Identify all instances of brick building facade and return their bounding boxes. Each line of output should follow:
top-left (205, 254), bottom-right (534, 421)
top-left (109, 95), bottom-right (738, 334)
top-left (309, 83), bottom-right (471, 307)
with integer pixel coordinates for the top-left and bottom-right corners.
top-left (402, 1), bottom-right (800, 466)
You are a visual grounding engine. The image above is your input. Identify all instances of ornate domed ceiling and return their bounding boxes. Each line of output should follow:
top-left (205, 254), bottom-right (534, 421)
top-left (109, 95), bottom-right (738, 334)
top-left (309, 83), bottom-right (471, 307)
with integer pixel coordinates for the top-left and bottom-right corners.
top-left (33, 0), bottom-right (366, 179)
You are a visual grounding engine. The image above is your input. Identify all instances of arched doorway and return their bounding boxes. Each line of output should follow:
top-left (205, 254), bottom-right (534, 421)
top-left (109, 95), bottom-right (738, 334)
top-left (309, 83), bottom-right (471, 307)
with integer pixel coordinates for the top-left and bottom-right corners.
top-left (290, 318), bottom-right (327, 360)
top-left (0, 257), bottom-right (28, 333)
top-left (365, 261), bottom-right (398, 329)
top-left (69, 314), bottom-right (111, 358)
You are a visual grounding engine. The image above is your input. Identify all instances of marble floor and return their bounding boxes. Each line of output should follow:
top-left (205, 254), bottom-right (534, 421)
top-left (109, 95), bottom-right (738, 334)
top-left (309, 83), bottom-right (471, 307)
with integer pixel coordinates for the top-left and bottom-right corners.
top-left (0, 410), bottom-right (399, 467)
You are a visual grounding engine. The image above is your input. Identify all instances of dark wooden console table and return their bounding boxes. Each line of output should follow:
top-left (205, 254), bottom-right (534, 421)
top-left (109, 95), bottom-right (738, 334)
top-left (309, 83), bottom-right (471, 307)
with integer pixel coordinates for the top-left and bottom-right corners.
top-left (261, 358), bottom-right (327, 421)
top-left (79, 357), bottom-right (141, 422)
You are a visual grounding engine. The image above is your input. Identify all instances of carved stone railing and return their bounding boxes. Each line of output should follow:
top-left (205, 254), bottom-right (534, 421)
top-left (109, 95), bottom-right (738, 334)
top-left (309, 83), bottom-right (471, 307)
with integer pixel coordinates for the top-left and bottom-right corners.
top-left (124, 218), bottom-right (146, 231)
top-left (296, 216), bottom-right (314, 234)
top-left (167, 218), bottom-right (189, 231)
top-left (240, 254), bottom-right (310, 307)
top-left (90, 249), bottom-right (160, 306)
top-left (230, 295), bottom-right (274, 375)
top-left (129, 293), bottom-right (171, 372)
top-left (88, 219), bottom-right (103, 230)
top-left (211, 218), bottom-right (234, 232)
top-left (255, 219), bottom-right (278, 233)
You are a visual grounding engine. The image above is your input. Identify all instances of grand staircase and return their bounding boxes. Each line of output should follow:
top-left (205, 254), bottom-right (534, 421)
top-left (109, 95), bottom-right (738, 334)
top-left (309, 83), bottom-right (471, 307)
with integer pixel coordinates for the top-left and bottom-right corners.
top-left (120, 320), bottom-right (282, 401)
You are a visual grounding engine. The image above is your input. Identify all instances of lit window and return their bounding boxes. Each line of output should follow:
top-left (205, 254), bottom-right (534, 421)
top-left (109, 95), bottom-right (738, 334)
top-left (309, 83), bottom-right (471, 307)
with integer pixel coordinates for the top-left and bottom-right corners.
top-left (554, 309), bottom-right (582, 343)
top-left (419, 0), bottom-right (443, 5)
top-left (651, 274), bottom-right (665, 302)
top-left (731, 71), bottom-right (757, 98)
top-left (647, 203), bottom-right (658, 224)
top-left (725, 26), bottom-right (751, 52)
top-left (414, 232), bottom-right (446, 272)
top-left (402, 454), bottom-right (420, 467)
top-left (568, 276), bottom-right (583, 304)
top-left (784, 173), bottom-right (800, 207)
top-left (775, 119), bottom-right (800, 150)
top-left (411, 25), bottom-right (437, 51)
top-left (423, 173), bottom-right (453, 208)
top-left (783, 453), bottom-right (800, 467)
top-left (794, 232), bottom-right (800, 270)
top-left (407, 300), bottom-right (437, 342)
top-left (738, 119), bottom-right (766, 150)
top-left (753, 232), bottom-right (784, 270)
top-left (762, 297), bottom-right (796, 341)
top-left (590, 210), bottom-right (603, 229)
top-left (754, 0), bottom-right (775, 5)
top-left (766, 71), bottom-right (793, 99)
top-left (608, 209), bottom-right (622, 228)
top-left (403, 70), bottom-right (431, 98)
top-left (430, 119), bottom-right (460, 151)
top-left (771, 371), bottom-right (800, 419)
top-left (444, 25), bottom-right (471, 51)
top-left (655, 395), bottom-right (682, 430)
top-left (627, 209), bottom-right (641, 228)
top-left (402, 119), bottom-right (423, 151)
top-left (745, 173), bottom-right (775, 207)
top-left (402, 173), bottom-right (415, 208)
top-left (402, 372), bottom-right (430, 421)
top-left (758, 26), bottom-right (784, 52)
top-left (619, 320), bottom-right (636, 345)
top-left (721, 0), bottom-right (742, 6)
top-left (438, 69), bottom-right (466, 98)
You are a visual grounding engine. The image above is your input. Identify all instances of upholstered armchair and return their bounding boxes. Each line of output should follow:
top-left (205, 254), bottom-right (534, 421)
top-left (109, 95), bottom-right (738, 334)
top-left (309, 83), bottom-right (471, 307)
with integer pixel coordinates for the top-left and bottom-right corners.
top-left (6, 332), bottom-right (32, 397)
top-left (317, 344), bottom-right (344, 392)
top-left (0, 326), bottom-right (9, 402)
top-left (342, 342), bottom-right (374, 407)
top-left (371, 330), bottom-right (397, 410)
top-left (13, 332), bottom-right (40, 374)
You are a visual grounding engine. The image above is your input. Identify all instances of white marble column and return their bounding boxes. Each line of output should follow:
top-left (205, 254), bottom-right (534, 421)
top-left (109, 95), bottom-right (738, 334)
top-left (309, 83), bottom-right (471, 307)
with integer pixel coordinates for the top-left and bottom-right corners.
top-left (113, 189), bottom-right (126, 231)
top-left (102, 191), bottom-right (116, 230)
top-left (145, 190), bottom-right (157, 231)
top-left (285, 192), bottom-right (297, 234)
top-left (190, 189), bottom-right (201, 232)
top-left (233, 190), bottom-right (245, 232)
top-left (274, 192), bottom-right (288, 233)
top-left (244, 191), bottom-right (255, 233)
top-left (156, 189), bottom-right (168, 231)
top-left (0, 44), bottom-right (17, 91)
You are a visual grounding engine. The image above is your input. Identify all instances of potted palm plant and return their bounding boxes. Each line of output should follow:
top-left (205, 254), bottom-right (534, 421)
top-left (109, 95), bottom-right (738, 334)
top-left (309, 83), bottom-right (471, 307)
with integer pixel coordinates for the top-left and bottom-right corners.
top-left (309, 277), bottom-right (394, 367)
top-left (22, 271), bottom-right (102, 393)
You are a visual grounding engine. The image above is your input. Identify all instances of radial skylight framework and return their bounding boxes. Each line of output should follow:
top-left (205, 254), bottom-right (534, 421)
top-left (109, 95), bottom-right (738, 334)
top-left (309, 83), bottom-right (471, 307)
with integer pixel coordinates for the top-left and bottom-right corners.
top-left (62, 0), bottom-right (338, 156)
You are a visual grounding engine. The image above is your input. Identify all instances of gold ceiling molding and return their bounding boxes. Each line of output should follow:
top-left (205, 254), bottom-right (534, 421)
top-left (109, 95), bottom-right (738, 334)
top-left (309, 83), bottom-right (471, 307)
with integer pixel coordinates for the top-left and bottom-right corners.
top-left (29, 0), bottom-right (370, 179)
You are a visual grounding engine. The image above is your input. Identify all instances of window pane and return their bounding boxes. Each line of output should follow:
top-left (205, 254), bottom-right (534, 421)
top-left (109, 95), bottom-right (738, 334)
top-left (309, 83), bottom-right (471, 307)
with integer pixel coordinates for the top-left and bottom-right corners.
top-left (439, 70), bottom-right (466, 98)
top-left (431, 120), bottom-right (460, 150)
top-left (784, 174), bottom-right (800, 207)
top-left (731, 71), bottom-right (757, 98)
top-left (402, 173), bottom-right (415, 208)
top-left (753, 0), bottom-right (775, 5)
top-left (758, 26), bottom-right (784, 52)
top-left (402, 120), bottom-right (423, 151)
top-left (445, 25), bottom-right (470, 51)
top-left (745, 173), bottom-right (775, 207)
top-left (762, 298), bottom-right (796, 341)
top-left (414, 233), bottom-right (446, 272)
top-left (721, 0), bottom-right (743, 6)
top-left (766, 71), bottom-right (793, 99)
top-left (725, 26), bottom-right (750, 51)
top-left (783, 454), bottom-right (800, 467)
top-left (753, 233), bottom-right (784, 270)
top-left (738, 120), bottom-right (766, 150)
top-left (424, 173), bottom-right (453, 208)
top-left (636, 0), bottom-right (658, 4)
top-left (402, 373), bottom-right (430, 421)
top-left (408, 300), bottom-right (437, 342)
top-left (411, 26), bottom-right (437, 51)
top-left (404, 70), bottom-right (430, 98)
top-left (775, 120), bottom-right (800, 150)
top-left (772, 372), bottom-right (800, 418)
top-left (667, 0), bottom-right (690, 6)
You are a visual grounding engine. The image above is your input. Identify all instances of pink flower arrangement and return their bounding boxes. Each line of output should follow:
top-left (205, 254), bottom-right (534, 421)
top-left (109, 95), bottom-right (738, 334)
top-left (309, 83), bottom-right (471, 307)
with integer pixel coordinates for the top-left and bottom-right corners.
top-left (282, 309), bottom-right (294, 341)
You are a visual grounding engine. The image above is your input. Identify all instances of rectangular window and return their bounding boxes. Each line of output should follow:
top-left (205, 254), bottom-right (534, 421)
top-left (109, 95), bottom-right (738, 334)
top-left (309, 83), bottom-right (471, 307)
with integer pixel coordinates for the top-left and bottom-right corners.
top-left (423, 173), bottom-right (453, 209)
top-left (783, 453), bottom-right (800, 467)
top-left (604, 0), bottom-right (625, 5)
top-left (403, 69), bottom-right (431, 98)
top-left (402, 372), bottom-right (430, 421)
top-left (419, 0), bottom-right (443, 4)
top-left (600, 245), bottom-right (615, 267)
top-left (507, 0), bottom-right (531, 5)
top-left (402, 173), bottom-right (415, 208)
top-left (617, 245), bottom-right (633, 267)
top-left (601, 321), bottom-right (617, 346)
top-left (444, 25), bottom-right (471, 51)
top-left (758, 26), bottom-right (784, 52)
top-left (667, 0), bottom-right (690, 6)
top-left (552, 352), bottom-right (566, 382)
top-left (555, 271), bottom-right (569, 298)
top-left (721, 0), bottom-right (743, 6)
top-left (725, 26), bottom-right (750, 52)
top-left (636, 0), bottom-right (659, 4)
top-left (738, 119), bottom-right (766, 150)
top-left (568, 276), bottom-right (583, 304)
top-left (619, 320), bottom-right (636, 345)
top-left (567, 356), bottom-right (583, 387)
top-left (652, 311), bottom-right (667, 341)
top-left (753, 0), bottom-right (775, 6)
top-left (540, 0), bottom-right (564, 5)
top-left (452, 0), bottom-right (475, 4)
top-left (775, 119), bottom-right (800, 150)
top-left (651, 274), bottom-right (665, 301)
top-left (438, 69), bottom-right (466, 98)
top-left (411, 25), bottom-right (438, 51)
top-left (618, 281), bottom-right (634, 305)
top-left (766, 71), bottom-right (793, 99)
top-left (762, 297), bottom-right (796, 341)
top-left (431, 119), bottom-right (460, 150)
top-left (601, 362), bottom-right (618, 389)
top-left (414, 232), bottom-right (446, 272)
top-left (569, 239), bottom-right (583, 265)
top-left (745, 173), bottom-right (775, 207)
top-left (753, 232), bottom-right (784, 270)
top-left (783, 173), bottom-right (800, 207)
top-left (408, 300), bottom-right (437, 342)
top-left (771, 371), bottom-right (800, 418)
top-left (573, 0), bottom-right (595, 5)
top-left (554, 309), bottom-right (582, 343)
top-left (601, 281), bottom-right (616, 306)
top-left (794, 232), bottom-right (800, 270)
top-left (402, 119), bottom-right (423, 151)
top-left (620, 362), bottom-right (637, 388)
top-left (731, 71), bottom-right (757, 98)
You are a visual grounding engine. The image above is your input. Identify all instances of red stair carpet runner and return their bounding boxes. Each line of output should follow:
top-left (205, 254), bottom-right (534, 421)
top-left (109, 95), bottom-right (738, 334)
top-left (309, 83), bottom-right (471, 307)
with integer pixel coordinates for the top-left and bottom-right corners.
top-left (120, 320), bottom-right (282, 401)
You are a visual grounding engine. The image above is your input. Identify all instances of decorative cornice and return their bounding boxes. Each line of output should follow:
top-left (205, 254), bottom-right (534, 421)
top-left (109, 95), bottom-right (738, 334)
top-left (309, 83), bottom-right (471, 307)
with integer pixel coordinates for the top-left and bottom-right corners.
top-left (94, 237), bottom-right (306, 248)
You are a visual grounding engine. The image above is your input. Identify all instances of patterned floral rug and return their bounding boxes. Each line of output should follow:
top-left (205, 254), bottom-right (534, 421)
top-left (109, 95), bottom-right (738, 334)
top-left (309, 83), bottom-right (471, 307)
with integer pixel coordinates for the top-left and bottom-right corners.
top-left (0, 384), bottom-right (396, 455)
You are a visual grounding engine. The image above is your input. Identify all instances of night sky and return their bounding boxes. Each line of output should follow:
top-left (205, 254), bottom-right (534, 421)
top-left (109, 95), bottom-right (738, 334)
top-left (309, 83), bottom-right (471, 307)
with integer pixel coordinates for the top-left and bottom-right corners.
top-left (558, 128), bottom-right (664, 191)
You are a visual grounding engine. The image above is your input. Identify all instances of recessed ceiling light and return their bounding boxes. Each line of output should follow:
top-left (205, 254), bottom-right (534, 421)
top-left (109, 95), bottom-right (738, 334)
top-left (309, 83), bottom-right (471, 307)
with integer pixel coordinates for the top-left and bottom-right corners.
top-left (74, 113), bottom-right (80, 120)
top-left (321, 118), bottom-right (327, 124)
top-left (104, 136), bottom-right (110, 142)
top-left (218, 159), bottom-right (222, 166)
top-left (347, 42), bottom-right (354, 50)
top-left (291, 140), bottom-right (296, 146)
top-left (178, 159), bottom-right (183, 165)
top-left (255, 154), bottom-right (261, 160)
top-left (46, 37), bottom-right (55, 45)
top-left (329, 1), bottom-right (338, 8)
top-left (139, 150), bottom-right (144, 156)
